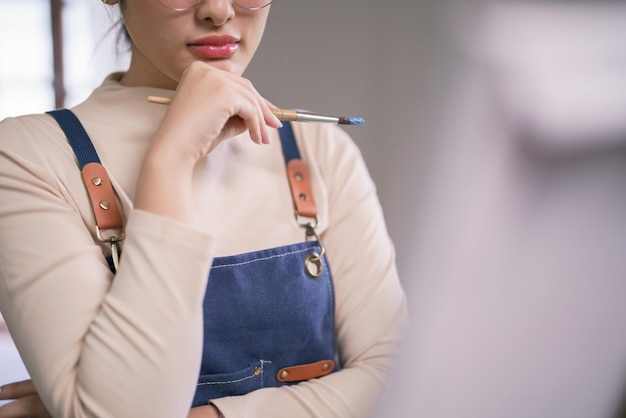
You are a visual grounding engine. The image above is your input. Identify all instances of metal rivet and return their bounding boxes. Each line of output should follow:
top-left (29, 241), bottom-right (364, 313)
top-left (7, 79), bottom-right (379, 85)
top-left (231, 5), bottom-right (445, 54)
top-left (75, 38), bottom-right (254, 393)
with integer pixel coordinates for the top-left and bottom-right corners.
top-left (253, 366), bottom-right (262, 376)
top-left (280, 370), bottom-right (289, 379)
top-left (99, 200), bottom-right (110, 210)
top-left (91, 177), bottom-right (102, 186)
top-left (294, 172), bottom-right (303, 181)
top-left (299, 193), bottom-right (308, 201)
top-left (322, 363), bottom-right (330, 371)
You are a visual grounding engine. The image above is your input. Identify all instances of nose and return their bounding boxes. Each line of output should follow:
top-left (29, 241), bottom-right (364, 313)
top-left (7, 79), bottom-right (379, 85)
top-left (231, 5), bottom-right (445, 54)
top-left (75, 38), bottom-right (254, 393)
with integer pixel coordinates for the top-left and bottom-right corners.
top-left (196, 0), bottom-right (235, 26)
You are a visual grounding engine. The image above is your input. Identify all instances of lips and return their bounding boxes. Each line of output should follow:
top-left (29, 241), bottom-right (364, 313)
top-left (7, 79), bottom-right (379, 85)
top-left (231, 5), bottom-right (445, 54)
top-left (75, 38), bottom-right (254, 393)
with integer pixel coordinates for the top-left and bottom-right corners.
top-left (188, 34), bottom-right (240, 59)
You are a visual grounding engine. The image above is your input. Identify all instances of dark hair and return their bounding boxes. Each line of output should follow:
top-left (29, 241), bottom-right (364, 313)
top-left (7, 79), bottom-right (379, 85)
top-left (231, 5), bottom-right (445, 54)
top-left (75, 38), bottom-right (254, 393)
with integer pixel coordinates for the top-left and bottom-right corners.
top-left (116, 0), bottom-right (131, 49)
top-left (97, 2), bottom-right (131, 56)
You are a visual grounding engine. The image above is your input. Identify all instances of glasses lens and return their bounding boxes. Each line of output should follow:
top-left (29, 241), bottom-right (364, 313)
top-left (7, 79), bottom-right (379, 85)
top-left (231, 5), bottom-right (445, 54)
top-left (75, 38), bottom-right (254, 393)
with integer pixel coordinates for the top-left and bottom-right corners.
top-left (158, 0), bottom-right (274, 11)
top-left (157, 0), bottom-right (200, 11)
top-left (233, 0), bottom-right (274, 10)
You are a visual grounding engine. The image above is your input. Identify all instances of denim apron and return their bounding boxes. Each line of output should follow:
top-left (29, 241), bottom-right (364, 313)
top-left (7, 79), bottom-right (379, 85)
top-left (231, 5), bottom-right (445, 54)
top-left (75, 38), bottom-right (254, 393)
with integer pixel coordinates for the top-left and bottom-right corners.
top-left (48, 109), bottom-right (339, 407)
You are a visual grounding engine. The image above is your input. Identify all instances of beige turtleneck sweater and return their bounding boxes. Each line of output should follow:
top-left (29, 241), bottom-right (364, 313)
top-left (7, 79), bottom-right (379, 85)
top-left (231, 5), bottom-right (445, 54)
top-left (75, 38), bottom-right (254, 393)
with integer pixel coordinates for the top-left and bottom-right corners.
top-left (0, 74), bottom-right (406, 418)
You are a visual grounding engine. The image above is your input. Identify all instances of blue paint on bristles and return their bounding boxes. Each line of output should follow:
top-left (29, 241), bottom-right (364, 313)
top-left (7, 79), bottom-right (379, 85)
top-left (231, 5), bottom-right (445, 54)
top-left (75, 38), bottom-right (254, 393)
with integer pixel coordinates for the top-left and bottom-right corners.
top-left (341, 117), bottom-right (365, 126)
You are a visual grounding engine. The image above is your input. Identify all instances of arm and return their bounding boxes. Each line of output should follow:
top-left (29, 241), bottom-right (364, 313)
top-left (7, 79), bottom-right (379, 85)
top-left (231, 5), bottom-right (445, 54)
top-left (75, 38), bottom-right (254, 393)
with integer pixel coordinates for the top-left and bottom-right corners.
top-left (0, 63), bottom-right (281, 418)
top-left (211, 124), bottom-right (407, 417)
top-left (0, 120), bottom-right (214, 417)
top-left (0, 380), bottom-right (222, 418)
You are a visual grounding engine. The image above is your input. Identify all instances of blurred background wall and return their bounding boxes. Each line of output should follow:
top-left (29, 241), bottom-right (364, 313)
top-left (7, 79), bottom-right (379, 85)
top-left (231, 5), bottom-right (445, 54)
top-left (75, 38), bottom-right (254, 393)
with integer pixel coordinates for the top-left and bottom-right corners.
top-left (0, 0), bottom-right (437, 399)
top-left (0, 0), bottom-right (439, 283)
top-left (370, 1), bottom-right (626, 417)
top-left (247, 0), bottom-right (453, 291)
top-left (3, 1), bottom-right (626, 417)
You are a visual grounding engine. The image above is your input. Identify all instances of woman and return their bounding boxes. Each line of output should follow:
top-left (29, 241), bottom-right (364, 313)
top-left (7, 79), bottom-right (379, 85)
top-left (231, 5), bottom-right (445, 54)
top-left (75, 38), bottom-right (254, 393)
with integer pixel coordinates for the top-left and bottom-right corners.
top-left (0, 0), bottom-right (406, 417)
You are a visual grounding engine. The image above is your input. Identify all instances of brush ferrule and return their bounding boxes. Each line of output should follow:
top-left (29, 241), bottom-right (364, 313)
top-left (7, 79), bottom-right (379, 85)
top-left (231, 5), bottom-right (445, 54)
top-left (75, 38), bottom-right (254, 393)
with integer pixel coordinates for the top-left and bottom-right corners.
top-left (295, 112), bottom-right (340, 124)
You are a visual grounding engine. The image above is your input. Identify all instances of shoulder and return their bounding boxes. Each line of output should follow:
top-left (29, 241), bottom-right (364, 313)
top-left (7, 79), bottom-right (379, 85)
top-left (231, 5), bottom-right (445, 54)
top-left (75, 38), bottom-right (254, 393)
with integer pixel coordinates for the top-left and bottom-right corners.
top-left (287, 121), bottom-right (377, 218)
top-left (290, 121), bottom-right (366, 172)
top-left (0, 112), bottom-right (75, 181)
top-left (0, 112), bottom-right (68, 155)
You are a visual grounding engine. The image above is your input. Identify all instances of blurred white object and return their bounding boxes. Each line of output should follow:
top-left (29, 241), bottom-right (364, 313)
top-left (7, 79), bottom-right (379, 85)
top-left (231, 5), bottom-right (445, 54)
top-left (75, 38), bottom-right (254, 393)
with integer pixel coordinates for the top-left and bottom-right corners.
top-left (478, 0), bottom-right (626, 148)
top-left (371, 1), bottom-right (626, 418)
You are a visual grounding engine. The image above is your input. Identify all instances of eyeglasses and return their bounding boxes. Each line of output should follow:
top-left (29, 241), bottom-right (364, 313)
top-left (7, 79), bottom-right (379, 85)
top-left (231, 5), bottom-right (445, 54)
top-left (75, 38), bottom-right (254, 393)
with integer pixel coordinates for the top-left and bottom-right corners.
top-left (157, 0), bottom-right (274, 12)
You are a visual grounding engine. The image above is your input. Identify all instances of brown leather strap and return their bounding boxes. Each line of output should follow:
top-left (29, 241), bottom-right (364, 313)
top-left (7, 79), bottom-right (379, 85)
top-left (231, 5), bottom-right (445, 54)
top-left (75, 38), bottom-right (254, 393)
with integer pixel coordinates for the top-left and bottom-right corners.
top-left (286, 159), bottom-right (318, 219)
top-left (276, 359), bottom-right (335, 383)
top-left (81, 162), bottom-right (123, 230)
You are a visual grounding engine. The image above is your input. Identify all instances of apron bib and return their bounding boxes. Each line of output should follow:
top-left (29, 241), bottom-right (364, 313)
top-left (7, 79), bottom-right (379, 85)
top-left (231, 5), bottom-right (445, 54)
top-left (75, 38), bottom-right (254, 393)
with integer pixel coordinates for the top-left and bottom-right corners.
top-left (194, 240), bottom-right (336, 405)
top-left (48, 109), bottom-right (339, 407)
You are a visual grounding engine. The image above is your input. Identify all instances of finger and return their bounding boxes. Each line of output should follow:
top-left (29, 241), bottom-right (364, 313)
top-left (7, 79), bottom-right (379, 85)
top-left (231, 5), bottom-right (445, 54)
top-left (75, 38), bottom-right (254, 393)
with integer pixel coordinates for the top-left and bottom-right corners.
top-left (255, 101), bottom-right (271, 145)
top-left (231, 78), bottom-right (274, 145)
top-left (246, 104), bottom-right (263, 145)
top-left (261, 98), bottom-right (283, 130)
top-left (262, 97), bottom-right (278, 109)
top-left (257, 97), bottom-right (280, 144)
top-left (236, 82), bottom-right (265, 145)
top-left (0, 395), bottom-right (52, 418)
top-left (222, 89), bottom-right (262, 145)
top-left (0, 380), bottom-right (37, 400)
top-left (248, 95), bottom-right (278, 145)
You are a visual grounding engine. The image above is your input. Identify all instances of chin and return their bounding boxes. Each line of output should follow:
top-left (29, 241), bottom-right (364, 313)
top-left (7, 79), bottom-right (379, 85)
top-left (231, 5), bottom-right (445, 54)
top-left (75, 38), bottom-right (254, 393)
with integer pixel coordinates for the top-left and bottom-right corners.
top-left (206, 59), bottom-right (246, 75)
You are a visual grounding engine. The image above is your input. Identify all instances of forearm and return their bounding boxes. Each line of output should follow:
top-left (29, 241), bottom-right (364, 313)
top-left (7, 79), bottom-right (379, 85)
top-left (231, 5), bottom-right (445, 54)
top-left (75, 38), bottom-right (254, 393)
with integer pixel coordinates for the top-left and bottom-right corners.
top-left (2, 210), bottom-right (215, 418)
top-left (0, 145), bottom-right (216, 417)
top-left (134, 141), bottom-right (196, 225)
top-left (69, 211), bottom-right (213, 417)
top-left (210, 341), bottom-right (404, 418)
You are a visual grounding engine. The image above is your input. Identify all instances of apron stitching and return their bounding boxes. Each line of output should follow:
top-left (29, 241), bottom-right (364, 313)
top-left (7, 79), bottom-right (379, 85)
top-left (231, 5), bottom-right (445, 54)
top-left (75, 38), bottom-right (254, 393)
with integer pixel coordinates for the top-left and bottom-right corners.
top-left (260, 359), bottom-right (270, 388)
top-left (197, 360), bottom-right (272, 386)
top-left (197, 374), bottom-right (257, 386)
top-left (211, 247), bottom-right (313, 269)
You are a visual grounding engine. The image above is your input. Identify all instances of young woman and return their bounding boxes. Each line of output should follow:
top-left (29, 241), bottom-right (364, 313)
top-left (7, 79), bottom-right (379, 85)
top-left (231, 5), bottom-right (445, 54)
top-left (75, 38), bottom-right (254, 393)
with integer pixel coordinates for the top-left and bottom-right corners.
top-left (0, 0), bottom-right (406, 417)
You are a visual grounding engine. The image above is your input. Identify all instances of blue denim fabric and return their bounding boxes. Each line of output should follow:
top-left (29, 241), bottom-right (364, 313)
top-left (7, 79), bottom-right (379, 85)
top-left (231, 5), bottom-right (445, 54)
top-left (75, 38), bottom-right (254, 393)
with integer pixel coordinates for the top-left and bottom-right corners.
top-left (191, 240), bottom-right (338, 407)
top-left (47, 109), bottom-right (338, 408)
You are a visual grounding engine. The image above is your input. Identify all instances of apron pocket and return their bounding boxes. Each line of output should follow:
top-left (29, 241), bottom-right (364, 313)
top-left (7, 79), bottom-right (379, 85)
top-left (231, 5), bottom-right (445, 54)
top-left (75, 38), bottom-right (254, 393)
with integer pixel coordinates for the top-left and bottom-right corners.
top-left (191, 360), bottom-right (267, 407)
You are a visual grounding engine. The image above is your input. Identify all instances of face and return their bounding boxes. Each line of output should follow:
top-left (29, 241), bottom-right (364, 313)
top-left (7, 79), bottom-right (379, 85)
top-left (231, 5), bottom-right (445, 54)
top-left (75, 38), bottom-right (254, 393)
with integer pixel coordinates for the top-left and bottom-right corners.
top-left (118, 0), bottom-right (271, 89)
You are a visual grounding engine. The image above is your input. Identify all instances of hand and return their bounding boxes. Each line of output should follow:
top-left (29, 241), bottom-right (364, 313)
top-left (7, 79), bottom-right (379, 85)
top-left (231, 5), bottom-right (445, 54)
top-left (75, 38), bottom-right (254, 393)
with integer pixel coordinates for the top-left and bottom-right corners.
top-left (154, 60), bottom-right (283, 162)
top-left (0, 379), bottom-right (51, 418)
top-left (134, 61), bottom-right (282, 223)
top-left (187, 404), bottom-right (222, 418)
top-left (0, 380), bottom-right (222, 418)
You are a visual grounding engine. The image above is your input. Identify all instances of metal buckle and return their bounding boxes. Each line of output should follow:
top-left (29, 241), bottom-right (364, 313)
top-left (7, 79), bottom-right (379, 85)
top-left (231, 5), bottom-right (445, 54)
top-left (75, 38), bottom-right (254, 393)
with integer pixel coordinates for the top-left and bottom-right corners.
top-left (295, 212), bottom-right (320, 229)
top-left (96, 226), bottom-right (125, 272)
top-left (304, 223), bottom-right (325, 279)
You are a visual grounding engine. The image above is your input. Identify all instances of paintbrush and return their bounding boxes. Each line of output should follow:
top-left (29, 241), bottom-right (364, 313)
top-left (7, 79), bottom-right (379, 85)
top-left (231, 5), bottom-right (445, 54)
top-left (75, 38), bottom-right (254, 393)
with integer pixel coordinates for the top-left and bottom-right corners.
top-left (147, 95), bottom-right (365, 126)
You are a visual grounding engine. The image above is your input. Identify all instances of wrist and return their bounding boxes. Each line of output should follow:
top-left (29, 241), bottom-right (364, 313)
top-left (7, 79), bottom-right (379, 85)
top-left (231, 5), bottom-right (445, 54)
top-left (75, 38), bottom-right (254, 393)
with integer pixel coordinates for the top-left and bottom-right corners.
top-left (151, 122), bottom-right (210, 165)
top-left (134, 147), bottom-right (195, 223)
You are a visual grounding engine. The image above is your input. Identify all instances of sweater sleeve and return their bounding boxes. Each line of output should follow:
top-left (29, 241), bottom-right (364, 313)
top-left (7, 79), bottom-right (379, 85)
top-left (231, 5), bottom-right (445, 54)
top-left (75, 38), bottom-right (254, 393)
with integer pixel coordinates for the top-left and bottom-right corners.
top-left (211, 124), bottom-right (408, 418)
top-left (0, 115), bottom-right (216, 418)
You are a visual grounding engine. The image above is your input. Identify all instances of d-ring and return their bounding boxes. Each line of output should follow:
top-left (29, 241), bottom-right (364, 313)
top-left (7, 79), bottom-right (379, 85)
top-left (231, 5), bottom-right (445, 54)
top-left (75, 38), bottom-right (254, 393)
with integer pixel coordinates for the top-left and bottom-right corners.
top-left (305, 252), bottom-right (323, 278)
